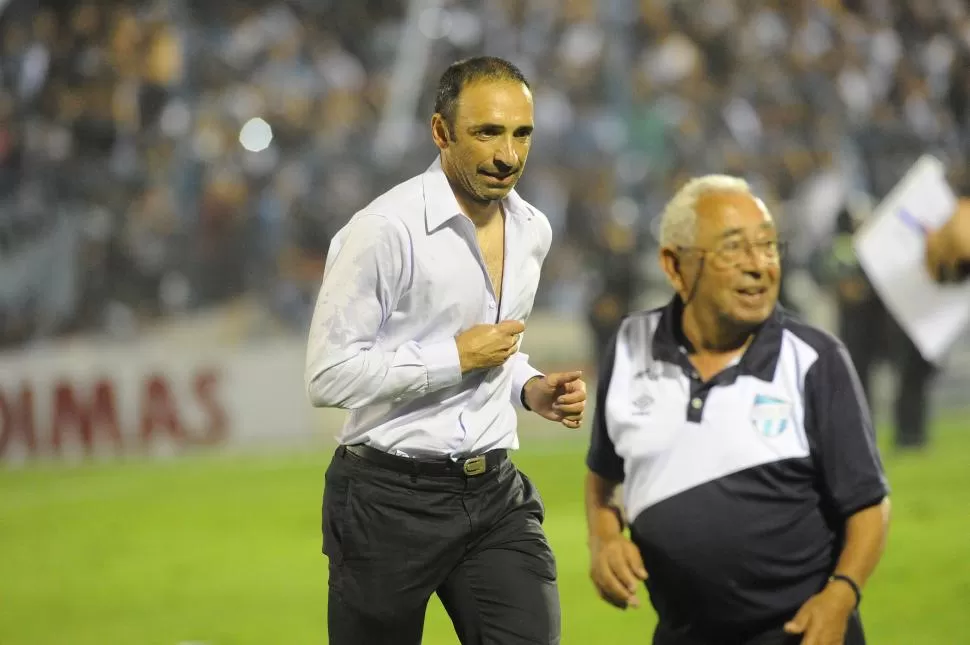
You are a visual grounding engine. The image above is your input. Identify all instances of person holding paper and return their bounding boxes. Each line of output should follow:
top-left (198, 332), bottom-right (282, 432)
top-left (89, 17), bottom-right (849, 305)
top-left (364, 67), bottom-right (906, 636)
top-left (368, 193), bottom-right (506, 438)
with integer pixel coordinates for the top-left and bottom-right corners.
top-left (821, 204), bottom-right (937, 451)
top-left (925, 198), bottom-right (970, 283)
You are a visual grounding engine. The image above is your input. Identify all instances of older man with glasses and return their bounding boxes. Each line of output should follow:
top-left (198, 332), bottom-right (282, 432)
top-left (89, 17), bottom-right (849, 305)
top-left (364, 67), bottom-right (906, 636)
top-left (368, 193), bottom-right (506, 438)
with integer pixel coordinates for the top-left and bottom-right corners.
top-left (584, 175), bottom-right (891, 645)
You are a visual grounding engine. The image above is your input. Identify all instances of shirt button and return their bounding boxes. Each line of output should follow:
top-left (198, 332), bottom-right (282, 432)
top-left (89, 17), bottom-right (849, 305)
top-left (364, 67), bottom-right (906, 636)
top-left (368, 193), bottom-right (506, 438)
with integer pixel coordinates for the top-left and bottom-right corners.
top-left (691, 397), bottom-right (703, 409)
top-left (488, 302), bottom-right (495, 309)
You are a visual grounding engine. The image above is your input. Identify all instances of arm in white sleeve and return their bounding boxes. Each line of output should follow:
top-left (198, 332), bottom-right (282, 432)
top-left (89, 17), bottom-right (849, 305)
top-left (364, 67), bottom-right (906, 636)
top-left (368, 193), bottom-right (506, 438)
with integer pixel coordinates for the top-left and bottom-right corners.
top-left (305, 213), bottom-right (462, 409)
top-left (509, 349), bottom-right (544, 411)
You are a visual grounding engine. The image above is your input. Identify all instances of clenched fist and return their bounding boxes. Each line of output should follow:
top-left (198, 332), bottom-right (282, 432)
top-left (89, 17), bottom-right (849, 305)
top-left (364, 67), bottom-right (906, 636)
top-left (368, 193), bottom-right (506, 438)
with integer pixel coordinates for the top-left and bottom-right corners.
top-left (456, 320), bottom-right (525, 374)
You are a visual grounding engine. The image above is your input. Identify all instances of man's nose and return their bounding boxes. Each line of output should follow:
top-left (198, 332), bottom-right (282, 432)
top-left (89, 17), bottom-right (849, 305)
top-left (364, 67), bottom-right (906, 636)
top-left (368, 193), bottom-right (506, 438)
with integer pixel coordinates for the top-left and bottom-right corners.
top-left (494, 139), bottom-right (517, 170)
top-left (739, 244), bottom-right (769, 274)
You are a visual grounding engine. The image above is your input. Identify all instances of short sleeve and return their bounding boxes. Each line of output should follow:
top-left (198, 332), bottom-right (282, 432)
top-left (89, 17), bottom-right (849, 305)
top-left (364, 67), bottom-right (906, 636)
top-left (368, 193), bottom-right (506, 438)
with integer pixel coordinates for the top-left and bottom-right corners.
top-left (804, 343), bottom-right (890, 516)
top-left (586, 329), bottom-right (625, 482)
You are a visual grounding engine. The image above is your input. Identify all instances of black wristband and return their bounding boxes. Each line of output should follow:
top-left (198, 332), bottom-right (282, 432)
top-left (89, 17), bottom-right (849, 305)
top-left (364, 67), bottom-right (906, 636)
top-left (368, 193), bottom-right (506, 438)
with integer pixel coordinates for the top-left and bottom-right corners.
top-left (829, 574), bottom-right (862, 608)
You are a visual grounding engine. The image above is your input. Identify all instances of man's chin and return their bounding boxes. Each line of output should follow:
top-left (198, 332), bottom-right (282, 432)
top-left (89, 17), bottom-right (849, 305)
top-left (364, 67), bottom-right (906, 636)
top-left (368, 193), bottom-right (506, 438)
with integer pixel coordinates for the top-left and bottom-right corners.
top-left (729, 306), bottom-right (774, 328)
top-left (475, 185), bottom-right (516, 201)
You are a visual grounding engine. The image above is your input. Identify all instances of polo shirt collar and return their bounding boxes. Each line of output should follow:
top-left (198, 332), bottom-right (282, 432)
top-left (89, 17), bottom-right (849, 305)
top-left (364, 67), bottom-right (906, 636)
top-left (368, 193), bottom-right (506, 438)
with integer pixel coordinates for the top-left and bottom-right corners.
top-left (652, 295), bottom-right (784, 382)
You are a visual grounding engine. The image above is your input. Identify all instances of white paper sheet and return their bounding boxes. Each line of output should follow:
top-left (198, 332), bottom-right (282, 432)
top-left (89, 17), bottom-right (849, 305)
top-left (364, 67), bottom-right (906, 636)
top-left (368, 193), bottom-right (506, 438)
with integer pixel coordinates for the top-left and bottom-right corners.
top-left (853, 155), bottom-right (970, 366)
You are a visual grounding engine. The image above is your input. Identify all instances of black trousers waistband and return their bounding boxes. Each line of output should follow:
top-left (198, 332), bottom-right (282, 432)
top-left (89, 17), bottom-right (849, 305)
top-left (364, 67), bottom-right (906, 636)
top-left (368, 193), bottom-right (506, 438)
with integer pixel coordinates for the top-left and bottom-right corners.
top-left (339, 443), bottom-right (508, 477)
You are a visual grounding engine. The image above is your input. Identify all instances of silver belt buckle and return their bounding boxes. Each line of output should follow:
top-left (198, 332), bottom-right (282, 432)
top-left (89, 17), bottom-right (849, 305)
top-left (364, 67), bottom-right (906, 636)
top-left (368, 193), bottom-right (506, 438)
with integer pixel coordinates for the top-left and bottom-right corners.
top-left (462, 455), bottom-right (487, 476)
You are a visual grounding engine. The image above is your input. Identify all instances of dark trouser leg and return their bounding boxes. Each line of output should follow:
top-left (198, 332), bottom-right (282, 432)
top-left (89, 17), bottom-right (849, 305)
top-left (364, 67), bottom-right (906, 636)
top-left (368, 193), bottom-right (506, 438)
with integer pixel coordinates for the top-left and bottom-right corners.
top-left (437, 464), bottom-right (561, 645)
top-left (327, 587), bottom-right (427, 645)
top-left (838, 296), bottom-right (883, 411)
top-left (322, 448), bottom-right (468, 645)
top-left (887, 315), bottom-right (936, 448)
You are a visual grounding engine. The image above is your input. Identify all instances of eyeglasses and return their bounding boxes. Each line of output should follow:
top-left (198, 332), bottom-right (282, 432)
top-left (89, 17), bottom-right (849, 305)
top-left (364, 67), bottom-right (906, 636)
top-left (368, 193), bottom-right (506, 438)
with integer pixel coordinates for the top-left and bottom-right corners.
top-left (677, 239), bottom-right (786, 269)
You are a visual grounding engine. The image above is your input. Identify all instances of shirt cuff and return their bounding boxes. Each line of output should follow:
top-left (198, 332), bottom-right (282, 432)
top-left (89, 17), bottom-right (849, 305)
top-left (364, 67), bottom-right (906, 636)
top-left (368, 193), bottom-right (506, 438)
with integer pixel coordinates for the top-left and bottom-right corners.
top-left (418, 339), bottom-right (463, 391)
top-left (510, 353), bottom-right (544, 411)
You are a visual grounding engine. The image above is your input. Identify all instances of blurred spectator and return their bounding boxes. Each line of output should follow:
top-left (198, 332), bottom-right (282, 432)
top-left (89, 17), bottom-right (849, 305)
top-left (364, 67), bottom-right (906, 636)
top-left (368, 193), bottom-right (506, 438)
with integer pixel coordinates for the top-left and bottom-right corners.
top-left (1, 0), bottom-right (969, 357)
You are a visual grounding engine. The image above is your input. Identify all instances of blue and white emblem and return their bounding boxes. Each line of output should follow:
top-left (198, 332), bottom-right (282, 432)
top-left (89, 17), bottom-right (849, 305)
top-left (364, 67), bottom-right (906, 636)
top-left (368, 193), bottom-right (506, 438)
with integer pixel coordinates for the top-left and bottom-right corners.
top-left (751, 393), bottom-right (791, 437)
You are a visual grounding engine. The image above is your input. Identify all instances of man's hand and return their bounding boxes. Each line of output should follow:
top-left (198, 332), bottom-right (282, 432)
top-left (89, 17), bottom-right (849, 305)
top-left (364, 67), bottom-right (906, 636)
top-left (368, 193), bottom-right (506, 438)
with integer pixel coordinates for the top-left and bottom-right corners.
top-left (456, 320), bottom-right (524, 374)
top-left (523, 371), bottom-right (587, 428)
top-left (926, 198), bottom-right (970, 283)
top-left (589, 534), bottom-right (647, 610)
top-left (783, 581), bottom-right (856, 645)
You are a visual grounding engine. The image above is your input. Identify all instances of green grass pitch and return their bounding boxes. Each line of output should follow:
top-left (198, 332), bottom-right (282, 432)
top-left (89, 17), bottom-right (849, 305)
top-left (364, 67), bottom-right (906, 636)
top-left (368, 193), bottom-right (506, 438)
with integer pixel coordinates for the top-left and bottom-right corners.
top-left (2, 417), bottom-right (969, 644)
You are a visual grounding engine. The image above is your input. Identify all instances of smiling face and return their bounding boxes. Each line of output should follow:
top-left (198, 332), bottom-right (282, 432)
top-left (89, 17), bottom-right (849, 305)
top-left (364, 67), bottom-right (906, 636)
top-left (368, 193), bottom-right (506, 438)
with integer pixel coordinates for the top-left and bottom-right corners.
top-left (432, 79), bottom-right (534, 206)
top-left (670, 190), bottom-right (782, 328)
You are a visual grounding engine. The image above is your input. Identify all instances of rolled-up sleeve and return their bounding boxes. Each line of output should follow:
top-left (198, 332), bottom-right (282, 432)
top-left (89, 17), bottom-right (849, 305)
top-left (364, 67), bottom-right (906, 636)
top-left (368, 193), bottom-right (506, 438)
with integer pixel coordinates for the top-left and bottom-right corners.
top-left (305, 213), bottom-right (462, 409)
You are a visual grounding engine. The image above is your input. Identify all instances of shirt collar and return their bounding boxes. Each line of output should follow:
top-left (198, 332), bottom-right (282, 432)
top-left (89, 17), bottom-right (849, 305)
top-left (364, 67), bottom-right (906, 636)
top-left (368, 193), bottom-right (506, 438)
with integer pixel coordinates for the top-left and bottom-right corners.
top-left (421, 156), bottom-right (530, 232)
top-left (652, 294), bottom-right (784, 382)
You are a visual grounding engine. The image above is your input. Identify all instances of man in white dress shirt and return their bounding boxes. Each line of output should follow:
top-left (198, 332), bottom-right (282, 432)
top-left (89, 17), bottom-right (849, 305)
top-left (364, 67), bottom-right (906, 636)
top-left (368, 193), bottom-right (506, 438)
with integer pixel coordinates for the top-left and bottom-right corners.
top-left (305, 56), bottom-right (588, 645)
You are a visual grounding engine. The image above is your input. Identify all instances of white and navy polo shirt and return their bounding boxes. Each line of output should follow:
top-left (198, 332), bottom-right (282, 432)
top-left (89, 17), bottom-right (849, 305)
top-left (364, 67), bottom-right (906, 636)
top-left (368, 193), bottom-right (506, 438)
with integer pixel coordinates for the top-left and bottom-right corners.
top-left (587, 296), bottom-right (890, 637)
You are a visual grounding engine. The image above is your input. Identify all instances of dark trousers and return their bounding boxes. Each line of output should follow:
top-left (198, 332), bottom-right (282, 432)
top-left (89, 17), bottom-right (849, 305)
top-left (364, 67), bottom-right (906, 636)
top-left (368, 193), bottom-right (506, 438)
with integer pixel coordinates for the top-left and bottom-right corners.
top-left (322, 444), bottom-right (561, 645)
top-left (653, 610), bottom-right (866, 645)
top-left (839, 293), bottom-right (936, 448)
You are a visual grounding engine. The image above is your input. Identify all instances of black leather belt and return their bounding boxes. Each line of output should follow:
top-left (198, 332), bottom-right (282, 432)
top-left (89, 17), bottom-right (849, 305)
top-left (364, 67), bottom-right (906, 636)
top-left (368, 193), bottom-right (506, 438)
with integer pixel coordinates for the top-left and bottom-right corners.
top-left (340, 443), bottom-right (507, 477)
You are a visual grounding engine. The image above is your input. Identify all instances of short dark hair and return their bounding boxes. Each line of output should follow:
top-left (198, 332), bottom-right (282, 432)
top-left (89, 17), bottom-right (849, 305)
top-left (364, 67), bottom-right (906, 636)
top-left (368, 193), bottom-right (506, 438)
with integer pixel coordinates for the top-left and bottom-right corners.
top-left (433, 56), bottom-right (531, 136)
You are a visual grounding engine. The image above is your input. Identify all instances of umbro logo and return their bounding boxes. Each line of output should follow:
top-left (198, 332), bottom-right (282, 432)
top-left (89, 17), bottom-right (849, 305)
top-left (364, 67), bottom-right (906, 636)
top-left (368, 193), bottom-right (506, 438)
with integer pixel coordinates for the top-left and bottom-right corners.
top-left (632, 392), bottom-right (654, 415)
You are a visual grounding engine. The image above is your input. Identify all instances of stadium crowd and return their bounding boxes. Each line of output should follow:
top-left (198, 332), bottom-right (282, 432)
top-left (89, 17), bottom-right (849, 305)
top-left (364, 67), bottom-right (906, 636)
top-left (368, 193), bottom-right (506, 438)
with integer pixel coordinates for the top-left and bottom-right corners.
top-left (1, 0), bottom-right (969, 350)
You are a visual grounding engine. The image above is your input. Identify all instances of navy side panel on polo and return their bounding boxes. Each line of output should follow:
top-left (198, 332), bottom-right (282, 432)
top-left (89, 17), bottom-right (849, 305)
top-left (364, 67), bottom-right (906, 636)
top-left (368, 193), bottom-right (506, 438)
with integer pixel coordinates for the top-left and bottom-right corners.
top-left (586, 297), bottom-right (889, 634)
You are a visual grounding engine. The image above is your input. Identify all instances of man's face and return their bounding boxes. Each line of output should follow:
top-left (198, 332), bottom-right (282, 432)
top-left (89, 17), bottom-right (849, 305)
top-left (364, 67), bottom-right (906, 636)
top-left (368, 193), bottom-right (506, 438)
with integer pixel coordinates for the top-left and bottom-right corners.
top-left (669, 191), bottom-right (782, 327)
top-left (433, 80), bottom-right (534, 204)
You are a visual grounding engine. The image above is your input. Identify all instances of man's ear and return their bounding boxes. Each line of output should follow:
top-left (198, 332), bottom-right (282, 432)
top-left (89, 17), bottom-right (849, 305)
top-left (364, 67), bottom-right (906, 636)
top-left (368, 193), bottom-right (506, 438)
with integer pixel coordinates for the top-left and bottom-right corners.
top-left (660, 247), bottom-right (686, 295)
top-left (431, 114), bottom-right (451, 150)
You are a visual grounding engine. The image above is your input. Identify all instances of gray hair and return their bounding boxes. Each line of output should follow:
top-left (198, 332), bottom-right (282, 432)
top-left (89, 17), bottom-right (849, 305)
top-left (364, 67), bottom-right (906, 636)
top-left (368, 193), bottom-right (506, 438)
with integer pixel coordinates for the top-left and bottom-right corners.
top-left (658, 175), bottom-right (753, 248)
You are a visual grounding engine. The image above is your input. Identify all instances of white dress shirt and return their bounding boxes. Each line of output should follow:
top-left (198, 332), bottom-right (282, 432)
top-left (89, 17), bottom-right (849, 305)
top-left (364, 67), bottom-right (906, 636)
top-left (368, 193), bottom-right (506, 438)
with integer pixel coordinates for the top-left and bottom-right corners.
top-left (305, 157), bottom-right (552, 458)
